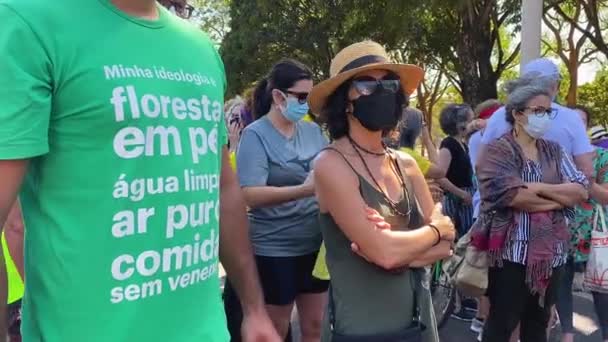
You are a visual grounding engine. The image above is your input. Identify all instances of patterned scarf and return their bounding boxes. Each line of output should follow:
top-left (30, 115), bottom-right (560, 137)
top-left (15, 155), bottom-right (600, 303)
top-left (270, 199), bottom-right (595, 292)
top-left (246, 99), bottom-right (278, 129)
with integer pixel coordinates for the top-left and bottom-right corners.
top-left (471, 133), bottom-right (568, 299)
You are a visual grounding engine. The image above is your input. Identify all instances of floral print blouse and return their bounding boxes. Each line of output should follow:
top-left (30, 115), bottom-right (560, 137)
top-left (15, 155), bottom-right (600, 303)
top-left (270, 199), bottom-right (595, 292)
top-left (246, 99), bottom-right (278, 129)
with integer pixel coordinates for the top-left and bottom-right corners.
top-left (571, 148), bottom-right (608, 263)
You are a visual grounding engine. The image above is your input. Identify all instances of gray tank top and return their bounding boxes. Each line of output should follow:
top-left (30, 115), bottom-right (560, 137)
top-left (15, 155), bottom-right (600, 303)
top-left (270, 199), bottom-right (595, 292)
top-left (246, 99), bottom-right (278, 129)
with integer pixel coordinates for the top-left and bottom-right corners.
top-left (319, 148), bottom-right (438, 341)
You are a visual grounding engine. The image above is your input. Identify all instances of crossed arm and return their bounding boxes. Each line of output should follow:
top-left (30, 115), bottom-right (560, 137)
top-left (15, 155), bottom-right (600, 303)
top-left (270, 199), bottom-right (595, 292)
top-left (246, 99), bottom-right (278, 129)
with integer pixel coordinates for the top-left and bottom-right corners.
top-left (314, 149), bottom-right (454, 270)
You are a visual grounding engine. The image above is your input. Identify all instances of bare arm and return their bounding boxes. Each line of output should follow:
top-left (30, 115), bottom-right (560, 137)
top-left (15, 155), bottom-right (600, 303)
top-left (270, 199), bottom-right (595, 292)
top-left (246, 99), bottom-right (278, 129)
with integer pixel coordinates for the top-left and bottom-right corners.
top-left (421, 127), bottom-right (439, 164)
top-left (420, 130), bottom-right (446, 179)
top-left (315, 151), bottom-right (454, 270)
top-left (242, 183), bottom-right (313, 209)
top-left (437, 178), bottom-right (468, 198)
top-left (0, 160), bottom-right (29, 339)
top-left (437, 148), bottom-right (467, 198)
top-left (236, 128), bottom-right (314, 209)
top-left (574, 152), bottom-right (595, 181)
top-left (409, 240), bottom-right (452, 267)
top-left (4, 201), bottom-right (24, 279)
top-left (218, 148), bottom-right (266, 316)
top-left (425, 164), bottom-right (447, 180)
top-left (590, 183), bottom-right (608, 205)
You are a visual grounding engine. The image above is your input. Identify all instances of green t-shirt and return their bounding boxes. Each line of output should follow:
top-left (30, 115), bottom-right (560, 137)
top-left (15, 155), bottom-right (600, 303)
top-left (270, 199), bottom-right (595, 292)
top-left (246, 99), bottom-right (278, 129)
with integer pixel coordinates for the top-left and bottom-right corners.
top-left (0, 1), bottom-right (229, 341)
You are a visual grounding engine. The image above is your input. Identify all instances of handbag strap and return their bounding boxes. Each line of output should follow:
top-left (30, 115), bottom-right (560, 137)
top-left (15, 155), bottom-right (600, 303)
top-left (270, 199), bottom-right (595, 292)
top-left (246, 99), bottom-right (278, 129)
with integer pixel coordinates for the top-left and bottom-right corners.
top-left (595, 203), bottom-right (608, 233)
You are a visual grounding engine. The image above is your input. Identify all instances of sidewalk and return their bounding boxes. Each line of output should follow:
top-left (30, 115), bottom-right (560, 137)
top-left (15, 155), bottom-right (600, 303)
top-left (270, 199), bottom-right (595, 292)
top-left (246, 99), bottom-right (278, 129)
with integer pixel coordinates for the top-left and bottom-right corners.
top-left (222, 264), bottom-right (603, 341)
top-left (440, 292), bottom-right (602, 342)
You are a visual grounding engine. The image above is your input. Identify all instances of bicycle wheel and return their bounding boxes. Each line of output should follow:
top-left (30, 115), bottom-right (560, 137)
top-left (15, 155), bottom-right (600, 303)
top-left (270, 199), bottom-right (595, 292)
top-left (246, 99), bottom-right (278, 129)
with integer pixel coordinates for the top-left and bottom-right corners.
top-left (431, 261), bottom-right (456, 329)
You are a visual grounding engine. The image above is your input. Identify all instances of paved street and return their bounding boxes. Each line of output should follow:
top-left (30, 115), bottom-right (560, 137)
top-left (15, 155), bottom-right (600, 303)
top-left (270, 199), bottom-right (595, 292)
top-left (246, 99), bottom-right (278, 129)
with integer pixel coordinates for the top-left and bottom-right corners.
top-left (439, 292), bottom-right (602, 341)
top-left (222, 267), bottom-right (603, 341)
top-left (438, 292), bottom-right (602, 342)
top-left (288, 291), bottom-right (603, 342)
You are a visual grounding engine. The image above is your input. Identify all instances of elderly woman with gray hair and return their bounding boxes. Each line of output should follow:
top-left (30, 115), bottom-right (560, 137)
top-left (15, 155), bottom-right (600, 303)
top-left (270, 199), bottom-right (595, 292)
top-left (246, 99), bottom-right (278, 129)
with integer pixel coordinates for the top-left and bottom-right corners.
top-left (437, 104), bottom-right (475, 239)
top-left (471, 77), bottom-right (589, 342)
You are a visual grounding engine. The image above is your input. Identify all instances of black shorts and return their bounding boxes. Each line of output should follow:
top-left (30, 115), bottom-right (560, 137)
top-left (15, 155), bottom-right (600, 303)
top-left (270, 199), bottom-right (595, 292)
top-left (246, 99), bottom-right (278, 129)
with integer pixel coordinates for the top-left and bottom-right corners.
top-left (256, 252), bottom-right (329, 306)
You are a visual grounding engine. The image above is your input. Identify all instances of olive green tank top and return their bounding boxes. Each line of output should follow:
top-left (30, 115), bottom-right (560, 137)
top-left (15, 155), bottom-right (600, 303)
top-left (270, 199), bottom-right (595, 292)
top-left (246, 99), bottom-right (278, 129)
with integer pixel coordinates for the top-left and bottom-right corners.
top-left (319, 148), bottom-right (438, 342)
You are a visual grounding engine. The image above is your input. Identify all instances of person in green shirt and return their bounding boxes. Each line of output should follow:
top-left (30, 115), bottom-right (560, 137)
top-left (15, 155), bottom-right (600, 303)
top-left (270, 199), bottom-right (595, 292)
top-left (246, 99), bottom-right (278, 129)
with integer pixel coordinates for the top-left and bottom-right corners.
top-left (0, 0), bottom-right (279, 341)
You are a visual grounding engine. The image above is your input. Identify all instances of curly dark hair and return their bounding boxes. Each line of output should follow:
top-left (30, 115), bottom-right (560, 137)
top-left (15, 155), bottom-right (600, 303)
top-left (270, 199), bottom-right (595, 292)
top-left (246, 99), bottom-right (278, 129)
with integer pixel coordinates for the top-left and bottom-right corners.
top-left (439, 104), bottom-right (472, 136)
top-left (318, 72), bottom-right (408, 140)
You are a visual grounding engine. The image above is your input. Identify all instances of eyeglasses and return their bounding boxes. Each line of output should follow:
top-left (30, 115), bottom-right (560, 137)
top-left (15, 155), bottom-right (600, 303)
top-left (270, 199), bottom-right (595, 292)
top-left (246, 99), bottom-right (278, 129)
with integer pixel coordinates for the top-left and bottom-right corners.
top-left (522, 106), bottom-right (558, 119)
top-left (282, 90), bottom-right (309, 104)
top-left (352, 75), bottom-right (401, 96)
top-left (158, 0), bottom-right (195, 19)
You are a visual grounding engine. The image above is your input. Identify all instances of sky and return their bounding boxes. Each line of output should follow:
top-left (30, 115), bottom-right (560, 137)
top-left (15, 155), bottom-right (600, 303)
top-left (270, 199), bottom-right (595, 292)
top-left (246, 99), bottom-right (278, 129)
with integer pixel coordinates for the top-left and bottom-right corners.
top-left (579, 60), bottom-right (601, 84)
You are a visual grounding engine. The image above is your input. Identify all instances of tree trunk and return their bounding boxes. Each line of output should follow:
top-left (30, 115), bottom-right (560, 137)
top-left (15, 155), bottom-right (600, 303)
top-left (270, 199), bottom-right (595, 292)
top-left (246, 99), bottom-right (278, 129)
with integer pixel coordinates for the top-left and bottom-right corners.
top-left (452, 1), bottom-right (499, 106)
top-left (566, 50), bottom-right (578, 107)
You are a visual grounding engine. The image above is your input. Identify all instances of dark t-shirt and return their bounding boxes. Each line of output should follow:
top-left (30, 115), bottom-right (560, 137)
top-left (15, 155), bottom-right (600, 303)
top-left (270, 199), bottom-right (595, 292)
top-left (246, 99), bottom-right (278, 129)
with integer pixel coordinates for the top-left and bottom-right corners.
top-left (440, 136), bottom-right (473, 188)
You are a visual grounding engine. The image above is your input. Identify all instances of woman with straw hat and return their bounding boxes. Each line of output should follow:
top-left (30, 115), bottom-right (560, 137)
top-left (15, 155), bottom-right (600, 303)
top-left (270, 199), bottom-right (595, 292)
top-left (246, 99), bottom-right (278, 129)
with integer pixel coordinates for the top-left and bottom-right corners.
top-left (310, 40), bottom-right (455, 342)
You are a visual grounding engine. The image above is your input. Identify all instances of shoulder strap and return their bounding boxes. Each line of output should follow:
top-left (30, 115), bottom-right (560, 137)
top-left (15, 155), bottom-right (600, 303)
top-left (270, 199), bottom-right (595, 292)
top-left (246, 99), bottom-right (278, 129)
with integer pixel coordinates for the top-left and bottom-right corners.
top-left (389, 150), bottom-right (415, 208)
top-left (322, 146), bottom-right (358, 174)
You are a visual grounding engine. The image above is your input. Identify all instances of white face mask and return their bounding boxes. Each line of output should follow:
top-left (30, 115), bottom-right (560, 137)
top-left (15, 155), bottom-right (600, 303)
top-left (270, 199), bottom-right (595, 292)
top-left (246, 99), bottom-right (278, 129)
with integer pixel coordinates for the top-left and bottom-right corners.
top-left (523, 113), bottom-right (552, 139)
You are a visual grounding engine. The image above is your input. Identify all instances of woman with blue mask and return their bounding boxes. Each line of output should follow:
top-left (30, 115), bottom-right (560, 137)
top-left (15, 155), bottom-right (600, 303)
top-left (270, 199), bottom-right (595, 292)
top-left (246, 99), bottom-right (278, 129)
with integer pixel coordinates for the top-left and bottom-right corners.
top-left (226, 59), bottom-right (329, 342)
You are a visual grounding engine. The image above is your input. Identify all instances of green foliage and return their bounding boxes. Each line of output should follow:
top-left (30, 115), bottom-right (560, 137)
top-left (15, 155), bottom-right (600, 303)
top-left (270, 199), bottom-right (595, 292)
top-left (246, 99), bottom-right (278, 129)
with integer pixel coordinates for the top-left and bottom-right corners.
top-left (192, 0), bottom-right (231, 45)
top-left (219, 0), bottom-right (520, 102)
top-left (578, 68), bottom-right (608, 126)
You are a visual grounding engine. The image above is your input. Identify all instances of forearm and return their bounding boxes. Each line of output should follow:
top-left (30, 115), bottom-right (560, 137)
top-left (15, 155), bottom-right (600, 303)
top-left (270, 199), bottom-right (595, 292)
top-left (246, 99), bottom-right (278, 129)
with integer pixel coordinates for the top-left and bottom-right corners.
top-left (422, 137), bottom-right (439, 163)
top-left (219, 181), bottom-right (265, 315)
top-left (538, 183), bottom-right (587, 207)
top-left (437, 178), bottom-right (464, 197)
top-left (590, 183), bottom-right (608, 205)
top-left (243, 185), bottom-right (311, 208)
top-left (409, 241), bottom-right (452, 267)
top-left (0, 160), bottom-right (29, 339)
top-left (378, 225), bottom-right (444, 269)
top-left (4, 202), bottom-right (24, 279)
top-left (574, 152), bottom-right (595, 181)
top-left (510, 189), bottom-right (564, 212)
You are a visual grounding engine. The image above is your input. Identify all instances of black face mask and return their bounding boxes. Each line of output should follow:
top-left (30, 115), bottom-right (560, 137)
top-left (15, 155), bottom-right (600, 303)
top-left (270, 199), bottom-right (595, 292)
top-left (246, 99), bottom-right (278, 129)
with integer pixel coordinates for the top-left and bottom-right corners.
top-left (352, 89), bottom-right (399, 132)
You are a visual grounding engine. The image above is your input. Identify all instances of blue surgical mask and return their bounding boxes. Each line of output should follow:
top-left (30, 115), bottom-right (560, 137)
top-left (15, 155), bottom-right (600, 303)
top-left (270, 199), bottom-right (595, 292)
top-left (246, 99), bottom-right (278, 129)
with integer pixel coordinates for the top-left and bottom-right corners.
top-left (524, 114), bottom-right (552, 139)
top-left (280, 94), bottom-right (309, 122)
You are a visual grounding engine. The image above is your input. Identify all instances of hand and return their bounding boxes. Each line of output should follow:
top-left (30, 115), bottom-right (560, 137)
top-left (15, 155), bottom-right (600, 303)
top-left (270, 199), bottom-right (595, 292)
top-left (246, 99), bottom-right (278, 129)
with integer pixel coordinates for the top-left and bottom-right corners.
top-left (302, 171), bottom-right (315, 195)
top-left (430, 203), bottom-right (456, 242)
top-left (242, 311), bottom-right (281, 342)
top-left (364, 207), bottom-right (392, 230)
top-left (466, 119), bottom-right (485, 132)
top-left (459, 190), bottom-right (473, 205)
top-left (228, 118), bottom-right (243, 150)
top-left (350, 207), bottom-right (392, 257)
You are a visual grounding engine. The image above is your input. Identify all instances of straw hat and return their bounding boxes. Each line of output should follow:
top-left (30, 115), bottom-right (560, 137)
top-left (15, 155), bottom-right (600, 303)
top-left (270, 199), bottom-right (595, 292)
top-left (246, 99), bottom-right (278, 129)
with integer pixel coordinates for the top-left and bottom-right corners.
top-left (308, 41), bottom-right (424, 115)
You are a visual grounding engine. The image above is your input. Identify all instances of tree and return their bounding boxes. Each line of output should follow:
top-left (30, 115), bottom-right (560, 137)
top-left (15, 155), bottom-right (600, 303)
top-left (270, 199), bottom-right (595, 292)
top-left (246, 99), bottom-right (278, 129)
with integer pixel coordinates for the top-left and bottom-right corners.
top-left (548, 0), bottom-right (608, 61)
top-left (220, 0), bottom-right (370, 96)
top-left (357, 0), bottom-right (521, 105)
top-left (220, 0), bottom-right (520, 104)
top-left (191, 0), bottom-right (231, 45)
top-left (414, 67), bottom-right (450, 133)
top-left (579, 68), bottom-right (608, 125)
top-left (543, 1), bottom-right (598, 106)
